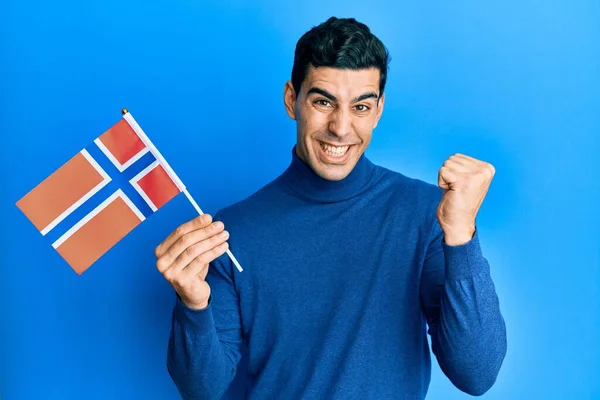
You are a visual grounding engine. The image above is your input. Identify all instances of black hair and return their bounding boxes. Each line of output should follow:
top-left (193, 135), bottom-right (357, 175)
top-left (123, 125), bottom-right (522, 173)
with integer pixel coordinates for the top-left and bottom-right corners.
top-left (291, 17), bottom-right (391, 99)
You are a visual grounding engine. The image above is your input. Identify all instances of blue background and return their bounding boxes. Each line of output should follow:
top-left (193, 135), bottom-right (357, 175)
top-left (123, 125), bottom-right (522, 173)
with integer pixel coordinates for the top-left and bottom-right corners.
top-left (1, 1), bottom-right (599, 399)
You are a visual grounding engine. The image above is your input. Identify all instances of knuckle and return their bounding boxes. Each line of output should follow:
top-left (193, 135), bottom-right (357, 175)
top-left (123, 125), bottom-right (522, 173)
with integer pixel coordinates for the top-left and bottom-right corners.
top-left (476, 172), bottom-right (488, 184)
top-left (197, 214), bottom-right (212, 227)
top-left (183, 245), bottom-right (197, 259)
top-left (163, 269), bottom-right (174, 282)
top-left (201, 223), bottom-right (211, 236)
top-left (208, 244), bottom-right (225, 262)
top-left (479, 167), bottom-right (490, 177)
top-left (209, 248), bottom-right (221, 260)
top-left (205, 223), bottom-right (219, 236)
top-left (180, 233), bottom-right (193, 247)
top-left (188, 256), bottom-right (201, 268)
top-left (211, 233), bottom-right (223, 244)
top-left (156, 258), bottom-right (167, 272)
top-left (165, 246), bottom-right (177, 262)
top-left (196, 252), bottom-right (210, 265)
top-left (174, 225), bottom-right (186, 238)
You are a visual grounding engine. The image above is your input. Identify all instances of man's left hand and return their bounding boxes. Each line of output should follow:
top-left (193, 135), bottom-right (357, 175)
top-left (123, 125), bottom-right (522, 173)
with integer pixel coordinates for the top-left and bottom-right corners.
top-left (437, 153), bottom-right (495, 246)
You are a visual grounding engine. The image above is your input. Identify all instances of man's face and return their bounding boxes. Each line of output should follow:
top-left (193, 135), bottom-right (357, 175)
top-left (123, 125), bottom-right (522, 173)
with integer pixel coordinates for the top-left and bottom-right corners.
top-left (284, 66), bottom-right (385, 181)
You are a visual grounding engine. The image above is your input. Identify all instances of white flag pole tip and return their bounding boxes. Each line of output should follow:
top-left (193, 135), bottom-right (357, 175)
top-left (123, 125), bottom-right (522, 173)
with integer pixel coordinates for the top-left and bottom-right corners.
top-left (120, 109), bottom-right (186, 192)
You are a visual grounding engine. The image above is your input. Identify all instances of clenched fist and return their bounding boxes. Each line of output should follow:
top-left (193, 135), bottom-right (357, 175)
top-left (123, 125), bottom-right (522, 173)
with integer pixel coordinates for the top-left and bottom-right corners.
top-left (155, 214), bottom-right (230, 310)
top-left (437, 153), bottom-right (495, 246)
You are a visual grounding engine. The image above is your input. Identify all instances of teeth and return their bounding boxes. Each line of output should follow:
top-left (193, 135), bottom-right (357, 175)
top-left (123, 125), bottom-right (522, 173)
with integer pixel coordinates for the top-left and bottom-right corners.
top-left (321, 143), bottom-right (349, 157)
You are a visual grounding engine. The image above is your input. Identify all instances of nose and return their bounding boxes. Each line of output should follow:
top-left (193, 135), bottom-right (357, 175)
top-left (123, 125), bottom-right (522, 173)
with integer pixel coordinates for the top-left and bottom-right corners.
top-left (328, 108), bottom-right (352, 138)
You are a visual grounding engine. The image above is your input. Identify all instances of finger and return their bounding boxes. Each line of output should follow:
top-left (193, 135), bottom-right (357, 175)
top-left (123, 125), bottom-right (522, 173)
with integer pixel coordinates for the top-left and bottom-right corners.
top-left (160, 222), bottom-right (226, 272)
top-left (180, 257), bottom-right (210, 281)
top-left (452, 153), bottom-right (481, 163)
top-left (181, 242), bottom-right (229, 281)
top-left (155, 214), bottom-right (213, 259)
top-left (443, 157), bottom-right (472, 173)
top-left (438, 166), bottom-right (458, 190)
top-left (455, 154), bottom-right (492, 173)
top-left (174, 229), bottom-right (229, 272)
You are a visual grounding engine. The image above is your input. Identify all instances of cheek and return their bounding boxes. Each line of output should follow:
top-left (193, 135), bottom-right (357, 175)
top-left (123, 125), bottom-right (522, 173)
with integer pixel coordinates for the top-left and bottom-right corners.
top-left (354, 118), bottom-right (376, 140)
top-left (301, 108), bottom-right (328, 135)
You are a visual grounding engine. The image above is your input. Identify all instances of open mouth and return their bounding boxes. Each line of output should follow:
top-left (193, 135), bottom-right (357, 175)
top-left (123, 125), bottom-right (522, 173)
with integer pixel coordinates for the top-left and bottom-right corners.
top-left (318, 141), bottom-right (352, 164)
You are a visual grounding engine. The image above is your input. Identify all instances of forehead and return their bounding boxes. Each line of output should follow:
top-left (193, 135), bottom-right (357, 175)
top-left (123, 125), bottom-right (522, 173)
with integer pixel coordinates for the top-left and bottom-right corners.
top-left (303, 66), bottom-right (380, 97)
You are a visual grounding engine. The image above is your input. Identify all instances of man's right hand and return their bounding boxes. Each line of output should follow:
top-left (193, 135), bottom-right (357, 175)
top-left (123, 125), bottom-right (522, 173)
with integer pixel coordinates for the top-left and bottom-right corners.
top-left (154, 214), bottom-right (230, 310)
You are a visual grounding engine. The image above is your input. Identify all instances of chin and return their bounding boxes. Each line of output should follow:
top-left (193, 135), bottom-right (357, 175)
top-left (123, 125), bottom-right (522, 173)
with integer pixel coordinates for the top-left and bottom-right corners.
top-left (313, 164), bottom-right (354, 181)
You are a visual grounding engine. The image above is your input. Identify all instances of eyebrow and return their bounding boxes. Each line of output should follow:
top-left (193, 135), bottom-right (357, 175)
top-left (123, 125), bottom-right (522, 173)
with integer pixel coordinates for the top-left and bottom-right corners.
top-left (306, 87), bottom-right (379, 103)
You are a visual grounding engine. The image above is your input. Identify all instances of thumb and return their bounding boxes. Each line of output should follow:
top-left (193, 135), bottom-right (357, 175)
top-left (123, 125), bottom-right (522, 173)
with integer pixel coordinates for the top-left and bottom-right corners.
top-left (438, 166), bottom-right (458, 191)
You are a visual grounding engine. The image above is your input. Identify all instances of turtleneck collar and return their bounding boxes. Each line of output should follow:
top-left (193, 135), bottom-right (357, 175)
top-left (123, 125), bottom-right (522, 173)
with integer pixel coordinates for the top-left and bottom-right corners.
top-left (278, 145), bottom-right (377, 203)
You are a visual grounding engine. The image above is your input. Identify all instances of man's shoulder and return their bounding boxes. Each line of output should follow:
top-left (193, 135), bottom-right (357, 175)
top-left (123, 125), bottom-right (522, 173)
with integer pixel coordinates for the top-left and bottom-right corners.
top-left (212, 176), bottom-right (284, 228)
top-left (373, 164), bottom-right (443, 233)
top-left (376, 164), bottom-right (443, 204)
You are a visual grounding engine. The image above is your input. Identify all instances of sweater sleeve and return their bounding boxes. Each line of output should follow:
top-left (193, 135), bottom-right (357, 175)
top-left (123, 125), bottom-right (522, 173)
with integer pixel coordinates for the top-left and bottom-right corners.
top-left (420, 219), bottom-right (507, 396)
top-left (166, 227), bottom-right (244, 400)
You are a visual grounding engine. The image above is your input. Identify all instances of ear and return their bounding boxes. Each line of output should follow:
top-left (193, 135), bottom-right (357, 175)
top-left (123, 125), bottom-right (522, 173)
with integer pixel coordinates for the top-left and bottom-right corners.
top-left (373, 92), bottom-right (385, 129)
top-left (283, 80), bottom-right (297, 120)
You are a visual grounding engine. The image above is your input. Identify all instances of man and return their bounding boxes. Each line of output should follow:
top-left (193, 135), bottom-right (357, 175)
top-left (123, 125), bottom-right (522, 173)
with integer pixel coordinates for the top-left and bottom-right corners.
top-left (155, 17), bottom-right (507, 399)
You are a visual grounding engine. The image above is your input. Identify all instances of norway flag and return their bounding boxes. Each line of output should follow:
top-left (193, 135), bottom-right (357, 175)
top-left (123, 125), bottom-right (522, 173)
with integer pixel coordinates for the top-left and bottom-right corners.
top-left (16, 111), bottom-right (183, 275)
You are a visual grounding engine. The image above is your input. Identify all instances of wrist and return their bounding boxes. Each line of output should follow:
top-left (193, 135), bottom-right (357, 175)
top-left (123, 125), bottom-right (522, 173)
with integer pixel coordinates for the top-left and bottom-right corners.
top-left (179, 294), bottom-right (210, 310)
top-left (443, 224), bottom-right (476, 246)
top-left (186, 300), bottom-right (209, 310)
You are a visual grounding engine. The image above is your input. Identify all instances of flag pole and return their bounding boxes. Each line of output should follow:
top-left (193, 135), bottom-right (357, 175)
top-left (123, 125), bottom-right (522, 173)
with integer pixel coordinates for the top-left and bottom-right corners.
top-left (121, 108), bottom-right (243, 273)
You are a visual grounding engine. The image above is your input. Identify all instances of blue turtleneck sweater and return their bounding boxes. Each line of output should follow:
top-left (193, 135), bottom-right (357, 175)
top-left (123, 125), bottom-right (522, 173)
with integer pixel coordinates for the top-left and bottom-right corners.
top-left (166, 147), bottom-right (507, 399)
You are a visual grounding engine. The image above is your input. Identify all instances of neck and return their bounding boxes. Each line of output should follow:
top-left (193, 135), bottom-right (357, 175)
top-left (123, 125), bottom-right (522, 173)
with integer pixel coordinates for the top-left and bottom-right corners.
top-left (278, 145), bottom-right (376, 203)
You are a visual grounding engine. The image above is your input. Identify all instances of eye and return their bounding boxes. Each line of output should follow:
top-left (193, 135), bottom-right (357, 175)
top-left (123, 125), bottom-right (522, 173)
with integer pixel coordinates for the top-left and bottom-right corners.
top-left (315, 99), bottom-right (332, 107)
top-left (355, 104), bottom-right (370, 112)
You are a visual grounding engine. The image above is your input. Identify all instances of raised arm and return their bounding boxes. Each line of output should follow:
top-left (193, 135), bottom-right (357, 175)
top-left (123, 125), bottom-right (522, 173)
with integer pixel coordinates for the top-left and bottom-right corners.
top-left (420, 153), bottom-right (507, 395)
